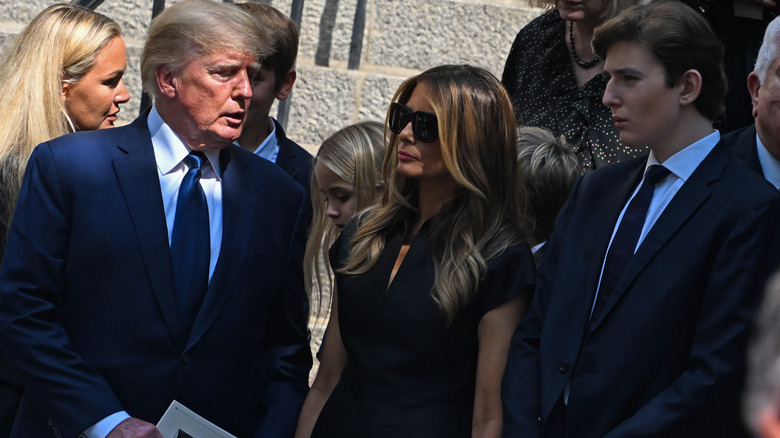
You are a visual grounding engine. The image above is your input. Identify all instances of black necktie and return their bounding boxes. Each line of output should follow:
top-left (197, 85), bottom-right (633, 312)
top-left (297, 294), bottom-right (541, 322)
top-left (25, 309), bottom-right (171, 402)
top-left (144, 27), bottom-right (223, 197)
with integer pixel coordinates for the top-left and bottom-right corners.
top-left (171, 152), bottom-right (210, 333)
top-left (591, 165), bottom-right (670, 322)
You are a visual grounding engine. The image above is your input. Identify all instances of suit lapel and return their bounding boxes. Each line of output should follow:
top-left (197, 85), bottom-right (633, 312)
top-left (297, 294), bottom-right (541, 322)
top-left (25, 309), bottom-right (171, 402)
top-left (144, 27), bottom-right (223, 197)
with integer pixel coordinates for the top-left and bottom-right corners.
top-left (111, 118), bottom-right (183, 348)
top-left (587, 143), bottom-right (729, 332)
top-left (584, 163), bottom-right (645, 310)
top-left (186, 146), bottom-right (254, 350)
top-left (273, 119), bottom-right (293, 168)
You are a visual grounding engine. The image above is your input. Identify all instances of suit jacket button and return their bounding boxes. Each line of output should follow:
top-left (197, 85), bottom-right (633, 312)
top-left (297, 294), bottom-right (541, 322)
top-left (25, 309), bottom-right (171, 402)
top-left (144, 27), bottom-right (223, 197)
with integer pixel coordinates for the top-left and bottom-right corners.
top-left (558, 361), bottom-right (569, 372)
top-left (182, 354), bottom-right (190, 364)
top-left (537, 416), bottom-right (543, 425)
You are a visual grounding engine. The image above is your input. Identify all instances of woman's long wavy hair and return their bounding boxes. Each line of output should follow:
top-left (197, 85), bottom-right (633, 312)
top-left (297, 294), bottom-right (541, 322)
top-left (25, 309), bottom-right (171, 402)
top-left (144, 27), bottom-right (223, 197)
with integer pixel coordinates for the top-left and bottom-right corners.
top-left (0, 3), bottom-right (120, 250)
top-left (341, 64), bottom-right (523, 324)
top-left (305, 121), bottom-right (386, 317)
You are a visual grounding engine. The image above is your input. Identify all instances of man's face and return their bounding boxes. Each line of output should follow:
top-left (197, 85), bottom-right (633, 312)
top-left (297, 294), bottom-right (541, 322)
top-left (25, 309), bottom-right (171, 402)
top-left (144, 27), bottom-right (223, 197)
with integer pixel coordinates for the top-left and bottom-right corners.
top-left (750, 58), bottom-right (780, 160)
top-left (602, 41), bottom-right (685, 154)
top-left (246, 66), bottom-right (278, 123)
top-left (168, 50), bottom-right (260, 150)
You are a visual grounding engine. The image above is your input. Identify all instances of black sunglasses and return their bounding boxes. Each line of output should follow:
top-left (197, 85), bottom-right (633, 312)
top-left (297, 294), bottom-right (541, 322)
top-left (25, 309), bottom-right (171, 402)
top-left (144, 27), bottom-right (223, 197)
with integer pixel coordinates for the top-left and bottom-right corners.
top-left (388, 102), bottom-right (439, 143)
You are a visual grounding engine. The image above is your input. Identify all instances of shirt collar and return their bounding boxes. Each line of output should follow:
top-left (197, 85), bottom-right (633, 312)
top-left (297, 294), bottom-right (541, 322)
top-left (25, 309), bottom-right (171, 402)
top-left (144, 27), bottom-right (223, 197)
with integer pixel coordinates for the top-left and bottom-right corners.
top-left (755, 133), bottom-right (780, 189)
top-left (147, 105), bottom-right (223, 179)
top-left (252, 118), bottom-right (279, 162)
top-left (645, 130), bottom-right (720, 182)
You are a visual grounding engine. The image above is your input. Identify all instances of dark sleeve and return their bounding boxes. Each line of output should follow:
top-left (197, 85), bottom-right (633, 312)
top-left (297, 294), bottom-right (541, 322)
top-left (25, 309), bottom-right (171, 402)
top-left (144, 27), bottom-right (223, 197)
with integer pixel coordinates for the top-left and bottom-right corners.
top-left (0, 143), bottom-right (124, 437)
top-left (502, 176), bottom-right (583, 438)
top-left (475, 243), bottom-right (536, 317)
top-left (604, 196), bottom-right (780, 437)
top-left (256, 187), bottom-right (313, 438)
top-left (328, 215), bottom-right (363, 272)
top-left (501, 22), bottom-right (530, 94)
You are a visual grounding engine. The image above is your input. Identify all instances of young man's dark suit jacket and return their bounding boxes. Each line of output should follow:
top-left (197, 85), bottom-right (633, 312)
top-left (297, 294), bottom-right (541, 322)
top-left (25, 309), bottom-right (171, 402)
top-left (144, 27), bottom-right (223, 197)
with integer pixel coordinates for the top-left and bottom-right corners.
top-left (503, 142), bottom-right (780, 437)
top-left (273, 118), bottom-right (313, 228)
top-left (722, 124), bottom-right (764, 176)
top-left (273, 118), bottom-right (312, 194)
top-left (0, 112), bottom-right (312, 438)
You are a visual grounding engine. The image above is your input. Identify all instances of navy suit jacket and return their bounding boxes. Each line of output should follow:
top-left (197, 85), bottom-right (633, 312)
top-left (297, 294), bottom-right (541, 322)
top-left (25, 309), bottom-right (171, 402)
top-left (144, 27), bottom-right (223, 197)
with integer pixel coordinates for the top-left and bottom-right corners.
top-left (272, 119), bottom-right (313, 229)
top-left (723, 125), bottom-right (764, 175)
top-left (503, 142), bottom-right (780, 437)
top-left (273, 118), bottom-right (312, 194)
top-left (0, 113), bottom-right (311, 438)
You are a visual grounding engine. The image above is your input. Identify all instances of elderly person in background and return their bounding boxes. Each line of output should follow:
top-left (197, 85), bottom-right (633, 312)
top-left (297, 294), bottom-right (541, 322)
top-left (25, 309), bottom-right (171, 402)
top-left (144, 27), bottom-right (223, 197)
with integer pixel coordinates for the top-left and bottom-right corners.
top-left (502, 0), bottom-right (642, 171)
top-left (515, 126), bottom-right (579, 266)
top-left (0, 4), bottom-right (129, 434)
top-left (0, 1), bottom-right (311, 437)
top-left (723, 15), bottom-right (780, 189)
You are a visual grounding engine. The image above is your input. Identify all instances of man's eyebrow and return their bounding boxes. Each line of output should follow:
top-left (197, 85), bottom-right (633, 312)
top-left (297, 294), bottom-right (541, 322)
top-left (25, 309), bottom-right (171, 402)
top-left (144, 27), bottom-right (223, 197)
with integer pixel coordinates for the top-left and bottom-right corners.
top-left (611, 67), bottom-right (643, 76)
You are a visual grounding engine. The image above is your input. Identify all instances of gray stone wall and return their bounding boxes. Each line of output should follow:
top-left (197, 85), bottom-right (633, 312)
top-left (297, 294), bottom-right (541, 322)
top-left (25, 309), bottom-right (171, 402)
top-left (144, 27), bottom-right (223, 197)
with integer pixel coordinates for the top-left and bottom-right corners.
top-left (0, 0), bottom-right (541, 152)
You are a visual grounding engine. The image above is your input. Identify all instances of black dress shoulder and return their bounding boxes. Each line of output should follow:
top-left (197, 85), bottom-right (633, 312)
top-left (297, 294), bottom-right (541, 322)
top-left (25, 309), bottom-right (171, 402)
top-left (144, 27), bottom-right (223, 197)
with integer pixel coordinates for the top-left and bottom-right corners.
top-left (313, 214), bottom-right (535, 437)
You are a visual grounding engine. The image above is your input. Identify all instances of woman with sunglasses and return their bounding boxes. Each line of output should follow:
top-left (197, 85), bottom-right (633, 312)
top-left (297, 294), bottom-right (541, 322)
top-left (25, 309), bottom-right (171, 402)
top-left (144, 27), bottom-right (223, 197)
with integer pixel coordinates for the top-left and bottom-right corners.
top-left (295, 64), bottom-right (535, 438)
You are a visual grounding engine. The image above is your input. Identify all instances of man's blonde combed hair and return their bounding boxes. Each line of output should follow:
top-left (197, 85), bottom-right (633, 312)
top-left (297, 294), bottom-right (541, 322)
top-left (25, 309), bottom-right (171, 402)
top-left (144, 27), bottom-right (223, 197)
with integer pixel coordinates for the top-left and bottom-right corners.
top-left (141, 0), bottom-right (271, 99)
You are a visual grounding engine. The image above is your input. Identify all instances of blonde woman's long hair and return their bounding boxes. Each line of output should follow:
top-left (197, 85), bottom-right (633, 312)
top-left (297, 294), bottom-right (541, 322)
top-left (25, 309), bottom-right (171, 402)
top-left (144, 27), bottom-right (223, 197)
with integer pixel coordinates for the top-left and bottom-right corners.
top-left (305, 121), bottom-right (385, 317)
top-left (341, 64), bottom-right (523, 324)
top-left (0, 3), bottom-right (120, 248)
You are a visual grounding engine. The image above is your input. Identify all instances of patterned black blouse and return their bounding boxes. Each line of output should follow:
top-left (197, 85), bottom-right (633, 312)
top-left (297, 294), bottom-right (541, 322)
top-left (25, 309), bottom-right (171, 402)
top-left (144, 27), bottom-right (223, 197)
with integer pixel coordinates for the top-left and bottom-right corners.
top-left (502, 9), bottom-right (646, 171)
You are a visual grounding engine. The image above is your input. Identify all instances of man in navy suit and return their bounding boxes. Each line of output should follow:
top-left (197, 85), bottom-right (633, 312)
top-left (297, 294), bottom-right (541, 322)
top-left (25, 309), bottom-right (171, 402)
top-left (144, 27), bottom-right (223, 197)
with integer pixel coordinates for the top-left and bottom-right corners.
top-left (723, 16), bottom-right (780, 189)
top-left (0, 1), bottom-right (311, 437)
top-left (503, 3), bottom-right (780, 437)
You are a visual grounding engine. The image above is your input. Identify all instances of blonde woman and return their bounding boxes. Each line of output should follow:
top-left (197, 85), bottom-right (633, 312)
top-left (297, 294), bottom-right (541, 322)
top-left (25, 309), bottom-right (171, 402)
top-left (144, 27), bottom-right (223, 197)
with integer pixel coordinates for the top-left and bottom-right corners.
top-left (0, 3), bottom-right (129, 261)
top-left (305, 121), bottom-right (385, 319)
top-left (0, 4), bottom-right (128, 434)
top-left (295, 65), bottom-right (535, 438)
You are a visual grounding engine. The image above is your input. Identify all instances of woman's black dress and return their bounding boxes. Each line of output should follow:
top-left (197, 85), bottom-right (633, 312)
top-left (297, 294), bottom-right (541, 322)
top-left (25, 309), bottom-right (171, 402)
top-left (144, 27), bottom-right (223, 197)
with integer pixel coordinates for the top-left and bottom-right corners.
top-left (311, 214), bottom-right (535, 437)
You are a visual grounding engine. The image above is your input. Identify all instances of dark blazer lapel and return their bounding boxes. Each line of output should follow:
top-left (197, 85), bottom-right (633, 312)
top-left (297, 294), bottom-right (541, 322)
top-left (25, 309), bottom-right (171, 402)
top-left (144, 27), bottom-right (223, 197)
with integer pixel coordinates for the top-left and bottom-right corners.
top-left (111, 118), bottom-right (183, 347)
top-left (583, 162), bottom-right (646, 306)
top-left (588, 143), bottom-right (728, 332)
top-left (732, 125), bottom-right (762, 175)
top-left (187, 146), bottom-right (253, 349)
top-left (274, 119), bottom-right (292, 168)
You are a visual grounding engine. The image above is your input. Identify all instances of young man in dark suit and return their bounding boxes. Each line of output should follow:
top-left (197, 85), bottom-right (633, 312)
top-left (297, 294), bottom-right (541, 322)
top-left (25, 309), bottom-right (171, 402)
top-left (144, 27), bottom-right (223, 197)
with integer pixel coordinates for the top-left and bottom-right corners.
top-left (723, 16), bottom-right (780, 189)
top-left (235, 3), bottom-right (313, 202)
top-left (0, 1), bottom-right (311, 437)
top-left (502, 2), bottom-right (780, 437)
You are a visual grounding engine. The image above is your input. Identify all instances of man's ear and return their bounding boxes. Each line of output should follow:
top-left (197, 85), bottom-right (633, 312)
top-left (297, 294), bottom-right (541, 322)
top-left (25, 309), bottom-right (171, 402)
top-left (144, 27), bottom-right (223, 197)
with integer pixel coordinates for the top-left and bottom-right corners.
top-left (748, 71), bottom-right (761, 119)
top-left (275, 68), bottom-right (297, 101)
top-left (156, 64), bottom-right (177, 99)
top-left (678, 69), bottom-right (702, 106)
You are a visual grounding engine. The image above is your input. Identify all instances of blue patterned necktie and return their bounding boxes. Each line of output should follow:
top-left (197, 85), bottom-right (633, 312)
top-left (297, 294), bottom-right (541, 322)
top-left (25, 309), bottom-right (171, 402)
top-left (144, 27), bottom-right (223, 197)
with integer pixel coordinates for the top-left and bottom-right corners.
top-left (171, 152), bottom-right (210, 333)
top-left (591, 164), bottom-right (670, 323)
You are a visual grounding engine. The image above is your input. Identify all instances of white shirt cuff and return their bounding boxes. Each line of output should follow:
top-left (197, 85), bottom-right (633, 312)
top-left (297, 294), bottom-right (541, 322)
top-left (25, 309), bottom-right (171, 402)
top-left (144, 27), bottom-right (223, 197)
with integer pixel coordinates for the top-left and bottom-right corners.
top-left (82, 411), bottom-right (130, 438)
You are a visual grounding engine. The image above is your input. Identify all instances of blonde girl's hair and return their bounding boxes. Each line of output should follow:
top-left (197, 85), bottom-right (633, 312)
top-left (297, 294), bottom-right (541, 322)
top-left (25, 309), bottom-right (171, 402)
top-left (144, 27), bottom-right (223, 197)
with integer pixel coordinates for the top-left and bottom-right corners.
top-left (0, 3), bottom-right (120, 252)
top-left (304, 121), bottom-right (385, 317)
top-left (341, 64), bottom-right (523, 324)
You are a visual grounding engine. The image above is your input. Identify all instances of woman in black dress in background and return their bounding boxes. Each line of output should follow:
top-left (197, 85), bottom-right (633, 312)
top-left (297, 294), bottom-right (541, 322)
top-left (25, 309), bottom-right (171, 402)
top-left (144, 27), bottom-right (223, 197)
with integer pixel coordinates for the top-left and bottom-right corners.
top-left (295, 64), bottom-right (535, 438)
top-left (502, 0), bottom-right (640, 171)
